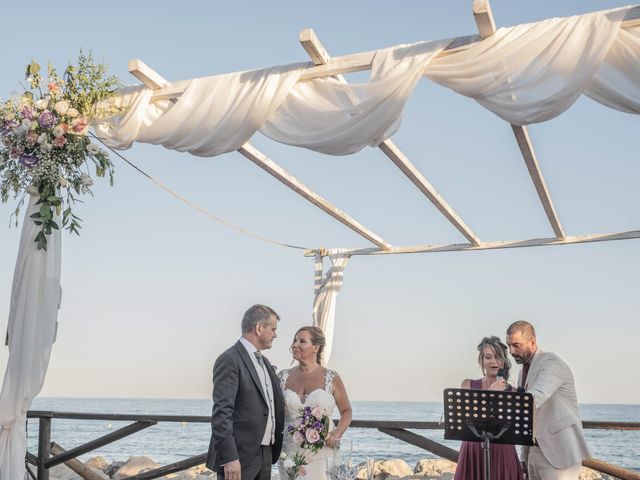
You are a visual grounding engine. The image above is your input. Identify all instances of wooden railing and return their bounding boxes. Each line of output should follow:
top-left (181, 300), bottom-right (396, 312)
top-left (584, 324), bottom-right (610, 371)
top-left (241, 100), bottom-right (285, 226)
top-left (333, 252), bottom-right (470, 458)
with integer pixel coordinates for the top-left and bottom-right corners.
top-left (26, 411), bottom-right (640, 480)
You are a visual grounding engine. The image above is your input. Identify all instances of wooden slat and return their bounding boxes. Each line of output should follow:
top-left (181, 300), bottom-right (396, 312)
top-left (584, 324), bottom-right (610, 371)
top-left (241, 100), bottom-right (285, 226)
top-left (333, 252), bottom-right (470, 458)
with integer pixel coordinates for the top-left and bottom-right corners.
top-left (124, 453), bottom-right (208, 480)
top-left (45, 421), bottom-right (156, 468)
top-left (472, 1), bottom-right (565, 240)
top-left (378, 428), bottom-right (459, 463)
top-left (149, 5), bottom-right (640, 101)
top-left (300, 29), bottom-right (481, 246)
top-left (49, 443), bottom-right (107, 480)
top-left (473, 0), bottom-right (497, 40)
top-left (129, 59), bottom-right (391, 249)
top-left (512, 125), bottom-right (565, 239)
top-left (238, 143), bottom-right (392, 249)
top-left (304, 229), bottom-right (640, 257)
top-left (38, 416), bottom-right (52, 480)
top-left (26, 451), bottom-right (38, 466)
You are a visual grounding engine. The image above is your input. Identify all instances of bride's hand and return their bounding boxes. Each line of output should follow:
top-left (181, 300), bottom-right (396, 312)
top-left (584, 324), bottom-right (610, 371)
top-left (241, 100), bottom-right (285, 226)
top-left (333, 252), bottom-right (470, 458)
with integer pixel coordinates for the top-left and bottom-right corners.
top-left (325, 431), bottom-right (341, 448)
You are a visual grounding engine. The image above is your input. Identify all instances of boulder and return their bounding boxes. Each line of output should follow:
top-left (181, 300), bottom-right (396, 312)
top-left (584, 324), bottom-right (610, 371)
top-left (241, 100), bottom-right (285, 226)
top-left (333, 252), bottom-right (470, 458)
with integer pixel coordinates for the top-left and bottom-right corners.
top-left (85, 456), bottom-right (109, 472)
top-left (413, 459), bottom-right (457, 477)
top-left (113, 456), bottom-right (159, 479)
top-left (48, 463), bottom-right (109, 480)
top-left (104, 461), bottom-right (125, 478)
top-left (375, 459), bottom-right (413, 479)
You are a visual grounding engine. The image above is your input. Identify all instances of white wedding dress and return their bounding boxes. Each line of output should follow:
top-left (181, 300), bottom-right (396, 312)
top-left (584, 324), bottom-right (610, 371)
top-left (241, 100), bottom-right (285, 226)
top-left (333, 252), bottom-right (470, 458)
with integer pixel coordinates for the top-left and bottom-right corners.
top-left (277, 369), bottom-right (340, 480)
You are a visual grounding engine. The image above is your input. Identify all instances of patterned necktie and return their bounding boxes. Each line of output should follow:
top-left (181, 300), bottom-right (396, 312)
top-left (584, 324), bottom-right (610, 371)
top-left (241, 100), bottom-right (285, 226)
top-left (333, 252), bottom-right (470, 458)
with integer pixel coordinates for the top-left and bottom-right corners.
top-left (254, 350), bottom-right (263, 365)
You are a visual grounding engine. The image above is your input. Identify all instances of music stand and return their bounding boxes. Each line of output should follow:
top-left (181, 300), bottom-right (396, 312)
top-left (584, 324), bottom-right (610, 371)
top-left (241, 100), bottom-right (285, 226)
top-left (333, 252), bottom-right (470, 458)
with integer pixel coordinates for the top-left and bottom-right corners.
top-left (443, 388), bottom-right (534, 480)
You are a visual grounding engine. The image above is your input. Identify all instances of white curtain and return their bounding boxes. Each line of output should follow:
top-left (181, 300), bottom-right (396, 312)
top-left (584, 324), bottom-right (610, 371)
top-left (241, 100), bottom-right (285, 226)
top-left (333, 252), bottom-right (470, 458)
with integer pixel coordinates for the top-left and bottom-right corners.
top-left (425, 6), bottom-right (634, 124)
top-left (312, 251), bottom-right (350, 366)
top-left (0, 196), bottom-right (62, 480)
top-left (94, 6), bottom-right (639, 156)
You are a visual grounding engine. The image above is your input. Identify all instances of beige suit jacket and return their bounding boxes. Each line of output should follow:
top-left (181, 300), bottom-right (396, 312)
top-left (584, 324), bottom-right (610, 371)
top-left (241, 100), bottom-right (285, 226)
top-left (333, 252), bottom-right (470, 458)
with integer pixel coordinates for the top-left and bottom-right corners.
top-left (521, 349), bottom-right (590, 469)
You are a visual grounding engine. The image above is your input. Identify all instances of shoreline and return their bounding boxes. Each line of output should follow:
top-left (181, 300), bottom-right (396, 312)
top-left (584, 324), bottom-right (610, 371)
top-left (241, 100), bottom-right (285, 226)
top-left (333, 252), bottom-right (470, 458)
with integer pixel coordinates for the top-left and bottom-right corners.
top-left (48, 456), bottom-right (620, 480)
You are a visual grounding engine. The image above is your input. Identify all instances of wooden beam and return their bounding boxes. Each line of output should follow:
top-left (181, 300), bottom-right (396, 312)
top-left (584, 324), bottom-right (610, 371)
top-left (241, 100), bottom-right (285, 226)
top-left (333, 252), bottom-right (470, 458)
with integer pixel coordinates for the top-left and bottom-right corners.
top-left (149, 5), bottom-right (640, 101)
top-left (124, 454), bottom-right (208, 480)
top-left (300, 29), bottom-right (482, 246)
top-left (238, 143), bottom-right (392, 249)
top-left (472, 1), bottom-right (565, 240)
top-left (582, 457), bottom-right (640, 480)
top-left (129, 60), bottom-right (391, 249)
top-left (45, 421), bottom-right (156, 468)
top-left (49, 443), bottom-right (108, 480)
top-left (378, 428), bottom-right (459, 463)
top-left (304, 229), bottom-right (640, 257)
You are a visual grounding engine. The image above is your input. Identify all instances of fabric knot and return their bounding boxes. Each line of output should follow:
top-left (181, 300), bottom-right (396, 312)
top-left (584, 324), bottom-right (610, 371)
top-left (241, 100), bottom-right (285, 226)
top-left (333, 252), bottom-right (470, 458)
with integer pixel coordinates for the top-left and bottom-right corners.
top-left (254, 350), bottom-right (263, 364)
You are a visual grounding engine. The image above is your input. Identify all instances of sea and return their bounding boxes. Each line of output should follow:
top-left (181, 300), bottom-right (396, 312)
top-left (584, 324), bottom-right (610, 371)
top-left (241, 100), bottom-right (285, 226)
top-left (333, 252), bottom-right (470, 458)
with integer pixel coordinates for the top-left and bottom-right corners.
top-left (27, 398), bottom-right (640, 474)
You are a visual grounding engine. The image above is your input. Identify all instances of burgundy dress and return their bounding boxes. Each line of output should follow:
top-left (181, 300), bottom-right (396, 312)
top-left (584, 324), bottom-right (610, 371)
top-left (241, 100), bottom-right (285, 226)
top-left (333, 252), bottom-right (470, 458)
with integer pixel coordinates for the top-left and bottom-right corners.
top-left (453, 379), bottom-right (524, 480)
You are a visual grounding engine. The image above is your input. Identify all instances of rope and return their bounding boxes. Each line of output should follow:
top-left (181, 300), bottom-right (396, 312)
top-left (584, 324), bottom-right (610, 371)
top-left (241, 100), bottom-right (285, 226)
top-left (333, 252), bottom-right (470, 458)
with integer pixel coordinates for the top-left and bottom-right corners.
top-left (90, 133), bottom-right (309, 250)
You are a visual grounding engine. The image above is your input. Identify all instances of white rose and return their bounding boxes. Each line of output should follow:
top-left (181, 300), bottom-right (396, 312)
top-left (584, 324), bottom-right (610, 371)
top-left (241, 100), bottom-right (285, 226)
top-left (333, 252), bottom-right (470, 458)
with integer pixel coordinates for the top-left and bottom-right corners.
top-left (52, 126), bottom-right (65, 138)
top-left (86, 143), bottom-right (100, 155)
top-left (54, 100), bottom-right (70, 115)
top-left (80, 173), bottom-right (94, 186)
top-left (59, 177), bottom-right (69, 188)
top-left (35, 99), bottom-right (49, 110)
top-left (17, 120), bottom-right (32, 136)
top-left (38, 133), bottom-right (48, 144)
top-left (283, 459), bottom-right (295, 469)
top-left (40, 142), bottom-right (52, 152)
top-left (66, 107), bottom-right (79, 118)
top-left (26, 185), bottom-right (39, 196)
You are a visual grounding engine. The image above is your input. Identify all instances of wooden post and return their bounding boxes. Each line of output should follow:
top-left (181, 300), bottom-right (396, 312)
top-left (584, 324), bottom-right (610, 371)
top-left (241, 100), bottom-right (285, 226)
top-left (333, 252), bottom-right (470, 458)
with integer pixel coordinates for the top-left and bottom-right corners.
top-left (37, 415), bottom-right (52, 480)
top-left (49, 443), bottom-right (106, 480)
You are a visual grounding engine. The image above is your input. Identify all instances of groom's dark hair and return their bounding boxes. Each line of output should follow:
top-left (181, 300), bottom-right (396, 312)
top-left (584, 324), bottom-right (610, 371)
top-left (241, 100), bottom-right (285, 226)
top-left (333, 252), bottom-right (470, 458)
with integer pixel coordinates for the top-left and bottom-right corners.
top-left (242, 304), bottom-right (280, 332)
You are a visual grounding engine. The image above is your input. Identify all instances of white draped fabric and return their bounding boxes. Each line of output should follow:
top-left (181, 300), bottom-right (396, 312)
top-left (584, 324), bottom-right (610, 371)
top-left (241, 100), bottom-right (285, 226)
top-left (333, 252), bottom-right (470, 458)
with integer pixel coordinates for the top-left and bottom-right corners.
top-left (0, 196), bottom-right (62, 480)
top-left (94, 7), bottom-right (639, 156)
top-left (312, 251), bottom-right (350, 366)
top-left (425, 7), bottom-right (636, 124)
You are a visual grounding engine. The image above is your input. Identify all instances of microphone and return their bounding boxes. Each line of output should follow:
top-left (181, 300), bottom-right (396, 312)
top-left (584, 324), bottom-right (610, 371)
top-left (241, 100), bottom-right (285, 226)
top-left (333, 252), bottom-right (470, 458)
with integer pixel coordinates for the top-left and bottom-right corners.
top-left (497, 368), bottom-right (507, 380)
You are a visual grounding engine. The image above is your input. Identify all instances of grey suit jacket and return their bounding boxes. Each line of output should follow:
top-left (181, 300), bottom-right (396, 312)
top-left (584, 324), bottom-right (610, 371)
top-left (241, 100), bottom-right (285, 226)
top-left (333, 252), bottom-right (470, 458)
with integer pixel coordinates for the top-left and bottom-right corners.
top-left (206, 341), bottom-right (284, 472)
top-left (522, 349), bottom-right (590, 469)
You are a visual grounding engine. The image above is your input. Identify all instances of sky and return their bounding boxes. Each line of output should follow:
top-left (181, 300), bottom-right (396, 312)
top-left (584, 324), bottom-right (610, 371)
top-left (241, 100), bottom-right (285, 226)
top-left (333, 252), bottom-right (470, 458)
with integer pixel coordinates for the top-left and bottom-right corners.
top-left (1, 1), bottom-right (639, 405)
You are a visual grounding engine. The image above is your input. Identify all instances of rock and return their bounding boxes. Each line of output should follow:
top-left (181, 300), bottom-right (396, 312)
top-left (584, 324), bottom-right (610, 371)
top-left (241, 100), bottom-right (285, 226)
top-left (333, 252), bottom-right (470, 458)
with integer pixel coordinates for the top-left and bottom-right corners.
top-left (375, 459), bottom-right (413, 479)
top-left (48, 463), bottom-right (109, 480)
top-left (104, 461), bottom-right (125, 478)
top-left (86, 456), bottom-right (109, 472)
top-left (113, 456), bottom-right (159, 479)
top-left (413, 459), bottom-right (457, 477)
top-left (578, 466), bottom-right (616, 480)
top-left (174, 471), bottom-right (196, 480)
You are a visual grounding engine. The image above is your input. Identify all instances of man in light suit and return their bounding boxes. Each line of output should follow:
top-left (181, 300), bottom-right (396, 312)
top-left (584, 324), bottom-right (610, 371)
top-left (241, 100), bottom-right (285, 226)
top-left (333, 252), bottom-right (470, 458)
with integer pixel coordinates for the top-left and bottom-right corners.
top-left (206, 305), bottom-right (285, 480)
top-left (503, 321), bottom-right (590, 480)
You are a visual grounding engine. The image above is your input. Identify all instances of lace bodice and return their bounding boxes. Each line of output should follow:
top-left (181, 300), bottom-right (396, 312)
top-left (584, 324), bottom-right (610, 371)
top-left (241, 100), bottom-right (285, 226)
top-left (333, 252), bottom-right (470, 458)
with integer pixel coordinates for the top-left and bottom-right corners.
top-left (277, 368), bottom-right (338, 427)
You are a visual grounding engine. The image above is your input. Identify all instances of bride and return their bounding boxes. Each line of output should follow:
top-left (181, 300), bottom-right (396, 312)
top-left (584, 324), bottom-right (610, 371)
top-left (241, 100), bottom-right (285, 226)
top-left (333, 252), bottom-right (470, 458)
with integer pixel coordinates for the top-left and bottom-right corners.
top-left (277, 326), bottom-right (352, 480)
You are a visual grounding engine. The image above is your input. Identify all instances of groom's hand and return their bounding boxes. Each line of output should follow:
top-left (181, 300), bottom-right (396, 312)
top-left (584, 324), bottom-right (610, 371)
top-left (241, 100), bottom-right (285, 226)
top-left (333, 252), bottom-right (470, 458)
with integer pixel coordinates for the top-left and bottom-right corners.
top-left (224, 459), bottom-right (241, 480)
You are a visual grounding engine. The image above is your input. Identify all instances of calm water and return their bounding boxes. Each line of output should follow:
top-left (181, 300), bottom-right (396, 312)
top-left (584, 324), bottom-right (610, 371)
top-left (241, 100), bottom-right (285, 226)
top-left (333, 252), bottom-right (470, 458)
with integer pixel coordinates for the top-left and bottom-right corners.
top-left (28, 398), bottom-right (640, 473)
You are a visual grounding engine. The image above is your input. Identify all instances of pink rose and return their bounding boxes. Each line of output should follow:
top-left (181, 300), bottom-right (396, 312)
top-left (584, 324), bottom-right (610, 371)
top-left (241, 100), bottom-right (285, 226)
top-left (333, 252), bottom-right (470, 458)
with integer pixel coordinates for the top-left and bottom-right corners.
top-left (305, 428), bottom-right (321, 444)
top-left (311, 407), bottom-right (324, 420)
top-left (52, 136), bottom-right (67, 148)
top-left (71, 117), bottom-right (88, 134)
top-left (292, 431), bottom-right (305, 446)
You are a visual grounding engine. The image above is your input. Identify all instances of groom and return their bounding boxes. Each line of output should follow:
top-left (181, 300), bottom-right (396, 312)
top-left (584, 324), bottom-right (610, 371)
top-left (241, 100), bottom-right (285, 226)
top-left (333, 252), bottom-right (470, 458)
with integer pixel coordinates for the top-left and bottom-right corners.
top-left (206, 305), bottom-right (285, 480)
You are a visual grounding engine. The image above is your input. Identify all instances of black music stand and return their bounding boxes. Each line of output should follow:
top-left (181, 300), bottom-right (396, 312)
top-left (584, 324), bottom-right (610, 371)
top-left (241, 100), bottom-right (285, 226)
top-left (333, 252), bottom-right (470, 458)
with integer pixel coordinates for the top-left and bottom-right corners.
top-left (443, 388), bottom-right (534, 480)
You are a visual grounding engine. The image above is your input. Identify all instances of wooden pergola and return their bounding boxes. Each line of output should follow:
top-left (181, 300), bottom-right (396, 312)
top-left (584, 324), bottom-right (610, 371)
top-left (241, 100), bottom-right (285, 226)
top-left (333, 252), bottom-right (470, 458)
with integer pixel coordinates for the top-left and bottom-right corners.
top-left (125, 1), bottom-right (640, 259)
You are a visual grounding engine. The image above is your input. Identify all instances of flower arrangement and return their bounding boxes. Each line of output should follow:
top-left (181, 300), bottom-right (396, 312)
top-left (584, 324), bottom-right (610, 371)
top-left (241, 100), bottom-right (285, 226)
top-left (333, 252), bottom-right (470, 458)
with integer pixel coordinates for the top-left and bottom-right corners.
top-left (287, 405), bottom-right (331, 454)
top-left (280, 451), bottom-right (308, 480)
top-left (0, 51), bottom-right (122, 249)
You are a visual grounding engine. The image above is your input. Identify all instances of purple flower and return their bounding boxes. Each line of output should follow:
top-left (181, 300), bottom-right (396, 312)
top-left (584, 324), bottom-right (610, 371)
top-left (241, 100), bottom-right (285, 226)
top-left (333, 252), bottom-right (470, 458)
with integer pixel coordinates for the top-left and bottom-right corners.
top-left (19, 153), bottom-right (39, 168)
top-left (1, 120), bottom-right (19, 134)
top-left (287, 425), bottom-right (295, 433)
top-left (38, 110), bottom-right (57, 129)
top-left (313, 421), bottom-right (323, 430)
top-left (304, 406), bottom-right (312, 415)
top-left (21, 106), bottom-right (36, 121)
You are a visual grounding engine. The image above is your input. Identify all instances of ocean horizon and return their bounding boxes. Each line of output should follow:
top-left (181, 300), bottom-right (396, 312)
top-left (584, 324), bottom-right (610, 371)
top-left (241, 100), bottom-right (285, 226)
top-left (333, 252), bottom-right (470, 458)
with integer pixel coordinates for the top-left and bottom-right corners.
top-left (28, 398), bottom-right (640, 474)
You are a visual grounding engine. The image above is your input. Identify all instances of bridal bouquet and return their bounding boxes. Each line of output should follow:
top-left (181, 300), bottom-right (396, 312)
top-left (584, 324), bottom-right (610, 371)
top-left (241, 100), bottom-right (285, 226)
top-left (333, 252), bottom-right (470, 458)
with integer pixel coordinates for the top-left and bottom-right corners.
top-left (287, 405), bottom-right (331, 454)
top-left (0, 51), bottom-right (122, 249)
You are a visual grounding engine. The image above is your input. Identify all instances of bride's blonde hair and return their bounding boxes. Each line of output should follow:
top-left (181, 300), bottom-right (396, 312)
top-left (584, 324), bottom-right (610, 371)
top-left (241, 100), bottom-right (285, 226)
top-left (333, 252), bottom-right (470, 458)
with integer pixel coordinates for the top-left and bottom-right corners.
top-left (293, 326), bottom-right (326, 365)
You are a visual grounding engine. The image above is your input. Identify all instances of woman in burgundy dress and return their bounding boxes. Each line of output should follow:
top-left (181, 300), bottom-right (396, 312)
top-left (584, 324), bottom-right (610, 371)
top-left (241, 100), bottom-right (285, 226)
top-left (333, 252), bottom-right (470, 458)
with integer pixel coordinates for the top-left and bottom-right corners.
top-left (453, 336), bottom-right (524, 480)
